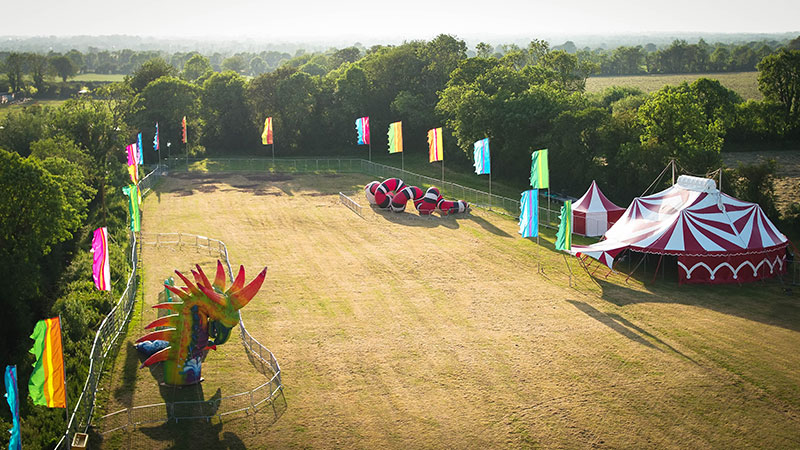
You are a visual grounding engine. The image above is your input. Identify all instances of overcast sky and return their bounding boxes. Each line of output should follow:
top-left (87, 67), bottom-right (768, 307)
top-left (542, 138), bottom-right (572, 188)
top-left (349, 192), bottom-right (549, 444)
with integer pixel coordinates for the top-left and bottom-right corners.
top-left (6, 0), bottom-right (798, 40)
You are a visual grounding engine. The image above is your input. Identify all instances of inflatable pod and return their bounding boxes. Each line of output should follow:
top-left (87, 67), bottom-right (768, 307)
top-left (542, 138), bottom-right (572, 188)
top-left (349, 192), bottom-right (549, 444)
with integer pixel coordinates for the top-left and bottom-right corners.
top-left (364, 180), bottom-right (468, 216)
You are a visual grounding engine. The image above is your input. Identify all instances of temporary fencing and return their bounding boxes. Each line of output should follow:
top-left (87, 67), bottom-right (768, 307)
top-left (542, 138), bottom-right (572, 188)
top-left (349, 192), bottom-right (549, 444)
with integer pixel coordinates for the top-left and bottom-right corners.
top-left (94, 232), bottom-right (285, 436)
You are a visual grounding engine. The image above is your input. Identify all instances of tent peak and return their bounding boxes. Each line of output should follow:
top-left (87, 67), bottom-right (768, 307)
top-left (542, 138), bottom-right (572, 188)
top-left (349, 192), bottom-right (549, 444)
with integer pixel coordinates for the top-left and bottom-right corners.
top-left (677, 175), bottom-right (717, 193)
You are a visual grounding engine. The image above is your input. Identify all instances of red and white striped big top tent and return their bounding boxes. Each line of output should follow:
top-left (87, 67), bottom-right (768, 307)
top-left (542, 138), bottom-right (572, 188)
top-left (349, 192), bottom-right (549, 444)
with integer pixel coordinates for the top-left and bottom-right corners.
top-left (572, 180), bottom-right (626, 237)
top-left (570, 175), bottom-right (789, 284)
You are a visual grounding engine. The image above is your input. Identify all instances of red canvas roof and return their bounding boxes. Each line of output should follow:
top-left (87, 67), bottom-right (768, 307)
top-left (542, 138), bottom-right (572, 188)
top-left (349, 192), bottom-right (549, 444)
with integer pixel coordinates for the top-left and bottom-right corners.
top-left (572, 176), bottom-right (788, 269)
top-left (573, 180), bottom-right (625, 214)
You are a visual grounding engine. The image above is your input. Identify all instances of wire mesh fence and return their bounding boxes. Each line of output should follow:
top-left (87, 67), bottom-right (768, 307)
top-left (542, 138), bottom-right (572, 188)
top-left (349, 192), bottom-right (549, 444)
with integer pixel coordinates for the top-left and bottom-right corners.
top-left (55, 167), bottom-right (162, 450)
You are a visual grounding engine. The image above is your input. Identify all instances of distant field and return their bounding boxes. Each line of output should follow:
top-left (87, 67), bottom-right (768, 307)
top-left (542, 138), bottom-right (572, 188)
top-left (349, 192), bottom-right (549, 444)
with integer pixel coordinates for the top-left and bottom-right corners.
top-left (72, 73), bottom-right (127, 82)
top-left (586, 71), bottom-right (762, 101)
top-left (0, 99), bottom-right (66, 119)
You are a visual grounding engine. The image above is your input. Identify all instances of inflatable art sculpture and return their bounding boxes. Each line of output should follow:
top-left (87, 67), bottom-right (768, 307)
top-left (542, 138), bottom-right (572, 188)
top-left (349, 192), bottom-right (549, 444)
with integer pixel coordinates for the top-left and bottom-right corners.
top-left (136, 261), bottom-right (267, 385)
top-left (365, 178), bottom-right (469, 215)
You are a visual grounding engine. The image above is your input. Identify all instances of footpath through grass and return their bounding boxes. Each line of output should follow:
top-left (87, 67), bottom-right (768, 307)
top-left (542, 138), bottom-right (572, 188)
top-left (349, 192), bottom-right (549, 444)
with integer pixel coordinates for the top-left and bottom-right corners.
top-left (96, 171), bottom-right (800, 448)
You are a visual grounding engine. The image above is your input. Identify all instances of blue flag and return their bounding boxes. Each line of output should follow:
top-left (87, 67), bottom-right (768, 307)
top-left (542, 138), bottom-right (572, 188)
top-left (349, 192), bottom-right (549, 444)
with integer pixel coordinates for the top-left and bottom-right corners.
top-left (519, 190), bottom-right (538, 238)
top-left (154, 122), bottom-right (160, 151)
top-left (4, 365), bottom-right (21, 450)
top-left (473, 138), bottom-right (490, 175)
top-left (137, 132), bottom-right (144, 163)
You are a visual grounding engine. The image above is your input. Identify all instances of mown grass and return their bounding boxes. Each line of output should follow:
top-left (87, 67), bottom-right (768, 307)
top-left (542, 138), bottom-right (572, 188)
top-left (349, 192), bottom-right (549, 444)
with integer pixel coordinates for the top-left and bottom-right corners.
top-left (72, 73), bottom-right (127, 83)
top-left (97, 170), bottom-right (800, 449)
top-left (0, 99), bottom-right (67, 119)
top-left (586, 71), bottom-right (762, 100)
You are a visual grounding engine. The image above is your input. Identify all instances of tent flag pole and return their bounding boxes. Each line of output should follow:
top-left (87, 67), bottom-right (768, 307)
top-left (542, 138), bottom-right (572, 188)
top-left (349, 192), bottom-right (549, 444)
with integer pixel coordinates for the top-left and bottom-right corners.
top-left (563, 253), bottom-right (573, 287)
top-left (489, 172), bottom-right (492, 210)
top-left (652, 254), bottom-right (664, 283)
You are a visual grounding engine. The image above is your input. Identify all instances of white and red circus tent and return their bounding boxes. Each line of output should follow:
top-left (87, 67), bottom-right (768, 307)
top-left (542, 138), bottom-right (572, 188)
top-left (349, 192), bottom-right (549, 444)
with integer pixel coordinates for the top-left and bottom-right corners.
top-left (572, 180), bottom-right (626, 237)
top-left (571, 175), bottom-right (789, 284)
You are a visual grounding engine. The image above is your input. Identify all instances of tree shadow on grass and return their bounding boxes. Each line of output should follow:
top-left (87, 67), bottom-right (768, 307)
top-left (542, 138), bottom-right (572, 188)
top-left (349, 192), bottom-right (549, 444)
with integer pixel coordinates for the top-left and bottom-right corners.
top-left (567, 299), bottom-right (698, 364)
top-left (112, 344), bottom-right (142, 408)
top-left (466, 211), bottom-right (513, 237)
top-left (591, 271), bottom-right (800, 333)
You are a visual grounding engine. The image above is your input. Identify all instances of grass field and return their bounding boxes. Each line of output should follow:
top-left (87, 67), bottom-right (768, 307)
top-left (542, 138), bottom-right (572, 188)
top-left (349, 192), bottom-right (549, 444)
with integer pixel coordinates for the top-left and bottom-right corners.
top-left (0, 99), bottom-right (67, 119)
top-left (98, 171), bottom-right (800, 448)
top-left (586, 71), bottom-right (762, 101)
top-left (72, 73), bottom-right (127, 83)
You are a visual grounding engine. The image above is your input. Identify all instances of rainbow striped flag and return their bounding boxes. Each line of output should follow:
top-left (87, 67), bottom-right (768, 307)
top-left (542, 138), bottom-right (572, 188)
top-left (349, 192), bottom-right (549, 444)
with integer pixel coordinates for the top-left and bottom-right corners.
top-left (388, 121), bottom-right (403, 154)
top-left (262, 117), bottom-right (273, 145)
top-left (555, 200), bottom-right (572, 251)
top-left (28, 318), bottom-right (66, 408)
top-left (473, 138), bottom-right (490, 175)
top-left (356, 116), bottom-right (370, 145)
top-left (530, 149), bottom-right (549, 189)
top-left (122, 185), bottom-right (141, 232)
top-left (428, 127), bottom-right (443, 162)
top-left (92, 227), bottom-right (110, 291)
top-left (127, 163), bottom-right (139, 185)
top-left (519, 190), bottom-right (538, 238)
top-left (5, 365), bottom-right (21, 450)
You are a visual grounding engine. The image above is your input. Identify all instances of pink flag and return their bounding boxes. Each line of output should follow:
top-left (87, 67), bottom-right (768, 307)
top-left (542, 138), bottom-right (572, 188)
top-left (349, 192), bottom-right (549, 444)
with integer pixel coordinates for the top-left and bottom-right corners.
top-left (91, 227), bottom-right (110, 291)
top-left (126, 144), bottom-right (138, 166)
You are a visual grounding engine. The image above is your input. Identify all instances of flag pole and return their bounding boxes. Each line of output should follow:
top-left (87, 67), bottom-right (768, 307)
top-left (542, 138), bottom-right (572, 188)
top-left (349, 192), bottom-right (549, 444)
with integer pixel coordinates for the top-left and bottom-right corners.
top-left (401, 151), bottom-right (404, 172)
top-left (59, 314), bottom-right (71, 449)
top-left (368, 139), bottom-right (372, 162)
top-left (441, 160), bottom-right (444, 186)
top-left (489, 172), bottom-right (492, 211)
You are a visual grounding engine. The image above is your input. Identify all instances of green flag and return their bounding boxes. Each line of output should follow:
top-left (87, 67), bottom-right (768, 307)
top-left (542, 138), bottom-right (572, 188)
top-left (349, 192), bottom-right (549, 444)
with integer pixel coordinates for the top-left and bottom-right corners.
top-left (122, 185), bottom-right (141, 232)
top-left (555, 200), bottom-right (572, 251)
top-left (530, 149), bottom-right (549, 189)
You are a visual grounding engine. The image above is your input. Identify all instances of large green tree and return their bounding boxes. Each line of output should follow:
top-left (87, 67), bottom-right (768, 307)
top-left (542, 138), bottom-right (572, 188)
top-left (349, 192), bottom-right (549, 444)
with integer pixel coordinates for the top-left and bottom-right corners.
top-left (4, 52), bottom-right (26, 92)
top-left (49, 55), bottom-right (77, 82)
top-left (757, 49), bottom-right (800, 128)
top-left (127, 57), bottom-right (177, 93)
top-left (200, 71), bottom-right (252, 152)
top-left (637, 85), bottom-right (724, 172)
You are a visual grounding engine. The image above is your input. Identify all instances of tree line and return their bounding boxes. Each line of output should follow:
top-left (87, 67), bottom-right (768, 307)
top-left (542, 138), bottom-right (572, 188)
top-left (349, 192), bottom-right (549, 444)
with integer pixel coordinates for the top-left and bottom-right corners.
top-left (2, 35), bottom-right (799, 93)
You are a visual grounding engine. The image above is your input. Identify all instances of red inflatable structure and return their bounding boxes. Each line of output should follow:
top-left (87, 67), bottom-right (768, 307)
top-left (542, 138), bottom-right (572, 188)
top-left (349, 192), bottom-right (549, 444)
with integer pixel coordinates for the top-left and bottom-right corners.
top-left (364, 179), bottom-right (469, 215)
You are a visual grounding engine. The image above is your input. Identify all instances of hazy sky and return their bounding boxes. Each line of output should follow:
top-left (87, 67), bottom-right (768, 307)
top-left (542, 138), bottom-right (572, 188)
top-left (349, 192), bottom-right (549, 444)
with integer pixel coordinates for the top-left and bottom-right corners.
top-left (6, 0), bottom-right (798, 40)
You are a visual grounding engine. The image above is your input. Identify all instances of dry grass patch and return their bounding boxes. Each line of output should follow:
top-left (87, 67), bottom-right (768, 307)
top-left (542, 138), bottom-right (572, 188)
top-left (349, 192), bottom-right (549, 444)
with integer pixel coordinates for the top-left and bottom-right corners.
top-left (98, 172), bottom-right (800, 449)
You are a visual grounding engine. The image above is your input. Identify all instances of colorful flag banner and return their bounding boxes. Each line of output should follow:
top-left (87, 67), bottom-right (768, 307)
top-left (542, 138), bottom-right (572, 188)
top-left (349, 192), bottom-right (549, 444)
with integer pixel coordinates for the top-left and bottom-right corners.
top-left (530, 149), bottom-right (549, 189)
top-left (387, 121), bottom-right (403, 154)
top-left (154, 122), bottom-right (160, 151)
top-left (127, 164), bottom-right (139, 185)
top-left (356, 116), bottom-right (370, 145)
top-left (137, 132), bottom-right (144, 164)
top-left (91, 227), bottom-right (110, 291)
top-left (28, 318), bottom-right (66, 408)
top-left (555, 200), bottom-right (572, 251)
top-left (427, 127), bottom-right (443, 163)
top-left (126, 143), bottom-right (138, 166)
top-left (5, 365), bottom-right (21, 450)
top-left (473, 138), bottom-right (490, 175)
top-left (519, 189), bottom-right (539, 238)
top-left (122, 185), bottom-right (141, 232)
top-left (181, 116), bottom-right (187, 144)
top-left (261, 117), bottom-right (273, 145)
